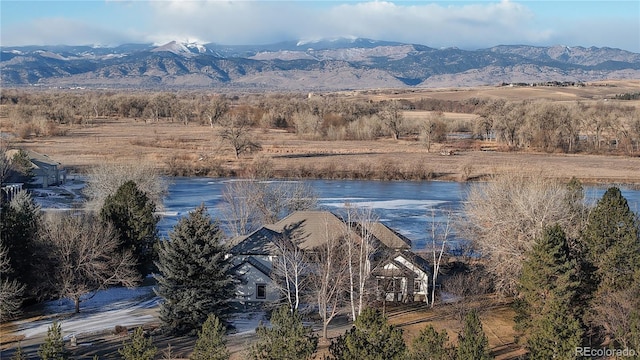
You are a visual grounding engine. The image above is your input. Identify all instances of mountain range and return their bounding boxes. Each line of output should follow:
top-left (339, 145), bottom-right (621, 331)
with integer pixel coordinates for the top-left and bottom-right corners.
top-left (2, 38), bottom-right (639, 90)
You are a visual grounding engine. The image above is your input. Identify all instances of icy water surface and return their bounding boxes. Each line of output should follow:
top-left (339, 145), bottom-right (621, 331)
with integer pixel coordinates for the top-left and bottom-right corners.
top-left (158, 178), bottom-right (640, 251)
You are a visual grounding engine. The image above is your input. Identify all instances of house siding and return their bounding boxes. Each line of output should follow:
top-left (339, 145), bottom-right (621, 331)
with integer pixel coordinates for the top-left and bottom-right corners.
top-left (232, 256), bottom-right (279, 304)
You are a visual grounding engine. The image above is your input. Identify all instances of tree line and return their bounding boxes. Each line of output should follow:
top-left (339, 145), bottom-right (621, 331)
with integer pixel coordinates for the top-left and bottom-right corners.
top-left (2, 89), bottom-right (639, 156)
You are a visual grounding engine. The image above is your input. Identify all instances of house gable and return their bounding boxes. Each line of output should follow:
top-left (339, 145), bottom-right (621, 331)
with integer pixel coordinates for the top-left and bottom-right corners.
top-left (231, 255), bottom-right (279, 303)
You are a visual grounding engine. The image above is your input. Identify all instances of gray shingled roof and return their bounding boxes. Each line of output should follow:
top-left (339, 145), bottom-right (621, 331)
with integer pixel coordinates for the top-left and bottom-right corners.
top-left (266, 211), bottom-right (347, 250)
top-left (368, 222), bottom-right (411, 250)
top-left (229, 210), bottom-right (414, 256)
top-left (228, 227), bottom-right (282, 255)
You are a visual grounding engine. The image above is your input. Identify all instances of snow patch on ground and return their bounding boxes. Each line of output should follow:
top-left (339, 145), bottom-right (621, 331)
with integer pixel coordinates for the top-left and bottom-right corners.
top-left (228, 311), bottom-right (267, 335)
top-left (31, 176), bottom-right (86, 209)
top-left (11, 285), bottom-right (267, 341)
top-left (15, 286), bottom-right (159, 339)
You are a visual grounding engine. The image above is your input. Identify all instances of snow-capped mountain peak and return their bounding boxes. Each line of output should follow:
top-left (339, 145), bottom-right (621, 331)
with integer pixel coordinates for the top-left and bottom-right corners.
top-left (151, 40), bottom-right (213, 57)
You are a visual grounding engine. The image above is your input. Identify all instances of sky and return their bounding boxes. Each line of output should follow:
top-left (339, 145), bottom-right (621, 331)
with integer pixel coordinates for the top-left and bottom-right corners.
top-left (1, 0), bottom-right (639, 52)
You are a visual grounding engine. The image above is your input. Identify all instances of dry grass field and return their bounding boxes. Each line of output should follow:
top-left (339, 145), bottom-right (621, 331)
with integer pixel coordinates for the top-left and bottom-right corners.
top-left (4, 116), bottom-right (640, 184)
top-left (3, 80), bottom-right (640, 184)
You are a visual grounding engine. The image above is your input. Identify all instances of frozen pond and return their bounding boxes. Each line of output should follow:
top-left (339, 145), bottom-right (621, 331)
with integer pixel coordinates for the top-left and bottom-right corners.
top-left (158, 178), bottom-right (640, 251)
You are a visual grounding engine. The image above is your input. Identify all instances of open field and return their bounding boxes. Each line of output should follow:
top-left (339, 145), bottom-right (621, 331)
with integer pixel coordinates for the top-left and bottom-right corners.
top-left (2, 81), bottom-right (640, 184)
top-left (3, 116), bottom-right (640, 184)
top-left (352, 79), bottom-right (640, 103)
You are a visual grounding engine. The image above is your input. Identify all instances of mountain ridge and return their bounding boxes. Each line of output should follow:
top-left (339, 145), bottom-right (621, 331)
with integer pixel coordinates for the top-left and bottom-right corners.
top-left (2, 38), bottom-right (639, 90)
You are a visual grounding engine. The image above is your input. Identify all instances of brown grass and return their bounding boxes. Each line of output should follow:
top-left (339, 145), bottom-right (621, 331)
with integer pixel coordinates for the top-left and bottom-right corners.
top-left (2, 83), bottom-right (640, 184)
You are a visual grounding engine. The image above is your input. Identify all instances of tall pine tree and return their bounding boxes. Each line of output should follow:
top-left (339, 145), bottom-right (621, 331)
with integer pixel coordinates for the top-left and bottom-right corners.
top-left (101, 180), bottom-right (159, 276)
top-left (0, 190), bottom-right (41, 298)
top-left (154, 204), bottom-right (235, 335)
top-left (409, 324), bottom-right (454, 360)
top-left (518, 225), bottom-right (583, 359)
top-left (583, 187), bottom-right (640, 291)
top-left (38, 321), bottom-right (65, 360)
top-left (456, 310), bottom-right (492, 360)
top-left (119, 327), bottom-right (157, 360)
top-left (517, 225), bottom-right (582, 327)
top-left (583, 187), bottom-right (640, 349)
top-left (527, 298), bottom-right (583, 360)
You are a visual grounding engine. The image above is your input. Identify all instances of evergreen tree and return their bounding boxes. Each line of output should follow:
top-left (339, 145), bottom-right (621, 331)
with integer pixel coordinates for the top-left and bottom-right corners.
top-left (0, 241), bottom-right (25, 321)
top-left (527, 299), bottom-right (583, 360)
top-left (249, 306), bottom-right (318, 360)
top-left (517, 225), bottom-right (582, 330)
top-left (11, 343), bottom-right (26, 360)
top-left (10, 150), bottom-right (34, 184)
top-left (0, 190), bottom-right (41, 289)
top-left (582, 187), bottom-right (640, 291)
top-left (190, 314), bottom-right (230, 360)
top-left (101, 180), bottom-right (159, 276)
top-left (154, 204), bottom-right (235, 335)
top-left (119, 327), bottom-right (156, 360)
top-left (517, 225), bottom-right (583, 359)
top-left (456, 310), bottom-right (492, 360)
top-left (329, 308), bottom-right (406, 360)
top-left (629, 310), bottom-right (640, 360)
top-left (38, 321), bottom-right (65, 360)
top-left (409, 324), bottom-right (453, 360)
top-left (582, 188), bottom-right (640, 348)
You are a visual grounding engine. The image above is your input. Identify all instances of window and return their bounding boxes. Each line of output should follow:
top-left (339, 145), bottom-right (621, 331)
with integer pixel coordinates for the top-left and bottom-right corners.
top-left (256, 283), bottom-right (267, 299)
top-left (414, 280), bottom-right (421, 292)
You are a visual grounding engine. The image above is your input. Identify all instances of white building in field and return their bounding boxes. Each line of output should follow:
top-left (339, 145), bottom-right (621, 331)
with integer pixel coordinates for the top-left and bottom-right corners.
top-left (227, 211), bottom-right (431, 307)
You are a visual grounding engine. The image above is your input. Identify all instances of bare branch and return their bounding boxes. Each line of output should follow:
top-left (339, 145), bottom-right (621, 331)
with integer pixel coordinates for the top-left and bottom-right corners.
top-left (39, 213), bottom-right (140, 313)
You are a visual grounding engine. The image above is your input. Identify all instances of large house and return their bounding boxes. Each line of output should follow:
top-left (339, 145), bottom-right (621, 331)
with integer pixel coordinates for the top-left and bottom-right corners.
top-left (227, 210), bottom-right (431, 307)
top-left (5, 149), bottom-right (66, 188)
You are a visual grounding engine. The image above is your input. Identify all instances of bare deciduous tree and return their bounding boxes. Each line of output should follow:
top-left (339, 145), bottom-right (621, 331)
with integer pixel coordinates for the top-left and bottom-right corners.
top-left (460, 172), bottom-right (583, 296)
top-left (272, 233), bottom-right (309, 313)
top-left (379, 100), bottom-right (405, 140)
top-left (442, 268), bottom-right (493, 327)
top-left (220, 180), bottom-right (317, 237)
top-left (218, 113), bottom-right (261, 159)
top-left (309, 218), bottom-right (349, 339)
top-left (590, 287), bottom-right (640, 350)
top-left (39, 213), bottom-right (139, 313)
top-left (343, 204), bottom-right (378, 320)
top-left (428, 208), bottom-right (453, 307)
top-left (84, 161), bottom-right (167, 211)
top-left (202, 97), bottom-right (228, 128)
top-left (419, 111), bottom-right (447, 152)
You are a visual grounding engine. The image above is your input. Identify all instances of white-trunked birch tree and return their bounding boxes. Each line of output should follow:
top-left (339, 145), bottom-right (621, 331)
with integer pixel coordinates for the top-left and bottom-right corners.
top-left (428, 208), bottom-right (453, 307)
top-left (309, 218), bottom-right (349, 339)
top-left (344, 204), bottom-right (378, 320)
top-left (272, 233), bottom-right (309, 313)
